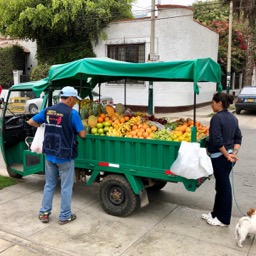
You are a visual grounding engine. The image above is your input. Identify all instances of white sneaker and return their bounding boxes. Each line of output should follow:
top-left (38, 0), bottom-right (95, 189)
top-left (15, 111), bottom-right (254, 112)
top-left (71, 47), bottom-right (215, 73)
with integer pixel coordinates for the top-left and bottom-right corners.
top-left (207, 217), bottom-right (228, 227)
top-left (201, 212), bottom-right (212, 220)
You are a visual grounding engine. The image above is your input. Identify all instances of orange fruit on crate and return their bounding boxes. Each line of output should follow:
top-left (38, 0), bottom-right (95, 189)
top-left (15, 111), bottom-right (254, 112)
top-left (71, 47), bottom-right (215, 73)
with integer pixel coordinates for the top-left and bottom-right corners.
top-left (132, 125), bottom-right (138, 131)
top-left (100, 113), bottom-right (106, 119)
top-left (146, 127), bottom-right (152, 133)
top-left (97, 117), bottom-right (104, 123)
top-left (120, 117), bottom-right (125, 123)
top-left (151, 125), bottom-right (157, 132)
top-left (142, 132), bottom-right (148, 138)
top-left (142, 123), bottom-right (149, 130)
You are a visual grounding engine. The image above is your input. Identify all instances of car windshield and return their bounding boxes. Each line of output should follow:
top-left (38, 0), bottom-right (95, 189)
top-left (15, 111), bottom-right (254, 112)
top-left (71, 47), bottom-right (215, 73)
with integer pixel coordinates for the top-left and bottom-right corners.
top-left (240, 87), bottom-right (256, 95)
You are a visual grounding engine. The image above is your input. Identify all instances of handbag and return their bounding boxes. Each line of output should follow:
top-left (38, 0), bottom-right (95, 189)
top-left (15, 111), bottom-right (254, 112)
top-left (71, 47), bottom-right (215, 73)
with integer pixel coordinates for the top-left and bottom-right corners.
top-left (30, 124), bottom-right (45, 153)
top-left (170, 141), bottom-right (213, 179)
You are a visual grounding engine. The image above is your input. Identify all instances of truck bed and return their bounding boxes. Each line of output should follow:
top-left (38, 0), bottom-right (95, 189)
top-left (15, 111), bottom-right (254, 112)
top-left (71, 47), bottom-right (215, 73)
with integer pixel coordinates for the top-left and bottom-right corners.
top-left (76, 135), bottom-right (208, 192)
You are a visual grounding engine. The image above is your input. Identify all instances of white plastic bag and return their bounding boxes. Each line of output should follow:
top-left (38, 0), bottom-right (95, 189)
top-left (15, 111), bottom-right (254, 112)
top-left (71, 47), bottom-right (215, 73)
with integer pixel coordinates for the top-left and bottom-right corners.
top-left (170, 141), bottom-right (213, 179)
top-left (30, 124), bottom-right (45, 153)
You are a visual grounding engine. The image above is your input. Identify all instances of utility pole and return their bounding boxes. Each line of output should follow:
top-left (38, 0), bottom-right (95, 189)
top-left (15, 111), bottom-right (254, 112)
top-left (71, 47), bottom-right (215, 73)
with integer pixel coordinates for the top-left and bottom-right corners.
top-left (148, 0), bottom-right (155, 114)
top-left (226, 0), bottom-right (233, 94)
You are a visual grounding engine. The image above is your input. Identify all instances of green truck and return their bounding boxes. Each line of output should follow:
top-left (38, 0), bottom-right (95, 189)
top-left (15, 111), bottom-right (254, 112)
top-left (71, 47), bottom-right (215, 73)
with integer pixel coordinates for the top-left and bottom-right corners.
top-left (0, 57), bottom-right (222, 217)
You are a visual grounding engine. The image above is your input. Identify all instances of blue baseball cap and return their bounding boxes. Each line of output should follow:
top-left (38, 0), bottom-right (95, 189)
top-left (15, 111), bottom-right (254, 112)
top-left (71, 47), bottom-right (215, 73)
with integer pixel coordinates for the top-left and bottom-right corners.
top-left (60, 86), bottom-right (81, 100)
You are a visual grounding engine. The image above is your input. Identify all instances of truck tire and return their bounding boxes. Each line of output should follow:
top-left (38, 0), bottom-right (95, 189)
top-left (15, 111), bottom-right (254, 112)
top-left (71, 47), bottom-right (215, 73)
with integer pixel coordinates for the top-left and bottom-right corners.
top-left (147, 180), bottom-right (167, 191)
top-left (7, 167), bottom-right (22, 179)
top-left (99, 174), bottom-right (139, 217)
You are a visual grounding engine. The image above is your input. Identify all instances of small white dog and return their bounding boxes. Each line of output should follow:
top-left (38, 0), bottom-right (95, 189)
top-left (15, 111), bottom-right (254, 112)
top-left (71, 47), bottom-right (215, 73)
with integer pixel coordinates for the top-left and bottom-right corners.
top-left (235, 208), bottom-right (256, 247)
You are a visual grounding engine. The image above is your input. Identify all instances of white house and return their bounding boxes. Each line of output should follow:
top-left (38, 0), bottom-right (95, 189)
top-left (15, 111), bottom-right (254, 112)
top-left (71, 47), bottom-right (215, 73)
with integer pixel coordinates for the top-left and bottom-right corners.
top-left (93, 5), bottom-right (219, 113)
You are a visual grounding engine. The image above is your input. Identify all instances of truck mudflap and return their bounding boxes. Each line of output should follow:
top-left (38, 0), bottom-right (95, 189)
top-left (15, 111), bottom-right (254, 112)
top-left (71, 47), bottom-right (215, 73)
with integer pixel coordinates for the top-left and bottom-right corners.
top-left (139, 189), bottom-right (149, 208)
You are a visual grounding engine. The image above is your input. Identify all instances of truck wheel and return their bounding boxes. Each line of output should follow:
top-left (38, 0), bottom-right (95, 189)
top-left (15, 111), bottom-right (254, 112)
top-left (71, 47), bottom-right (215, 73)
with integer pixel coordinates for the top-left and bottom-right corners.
top-left (29, 104), bottom-right (38, 114)
top-left (7, 167), bottom-right (22, 178)
top-left (99, 174), bottom-right (139, 217)
top-left (147, 180), bottom-right (167, 191)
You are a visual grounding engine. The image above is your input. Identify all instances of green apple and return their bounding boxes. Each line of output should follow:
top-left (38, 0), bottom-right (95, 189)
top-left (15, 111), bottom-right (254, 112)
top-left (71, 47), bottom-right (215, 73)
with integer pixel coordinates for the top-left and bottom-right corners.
top-left (91, 127), bottom-right (98, 134)
top-left (103, 121), bottom-right (111, 127)
top-left (98, 128), bottom-right (104, 134)
top-left (97, 123), bottom-right (103, 129)
top-left (103, 127), bottom-right (109, 133)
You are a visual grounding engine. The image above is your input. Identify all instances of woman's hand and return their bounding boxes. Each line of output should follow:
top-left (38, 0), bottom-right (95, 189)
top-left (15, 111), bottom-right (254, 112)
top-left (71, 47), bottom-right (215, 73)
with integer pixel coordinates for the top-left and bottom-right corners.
top-left (227, 153), bottom-right (239, 162)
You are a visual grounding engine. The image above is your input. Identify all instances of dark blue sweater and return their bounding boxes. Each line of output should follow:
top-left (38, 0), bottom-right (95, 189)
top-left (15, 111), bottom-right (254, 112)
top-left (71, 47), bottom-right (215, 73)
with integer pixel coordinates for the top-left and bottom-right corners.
top-left (208, 109), bottom-right (242, 153)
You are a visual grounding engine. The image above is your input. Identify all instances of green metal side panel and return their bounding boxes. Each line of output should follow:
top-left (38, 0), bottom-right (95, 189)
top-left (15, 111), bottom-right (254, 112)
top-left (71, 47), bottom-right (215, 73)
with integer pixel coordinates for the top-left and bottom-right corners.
top-left (5, 142), bottom-right (45, 176)
top-left (76, 135), bottom-right (207, 192)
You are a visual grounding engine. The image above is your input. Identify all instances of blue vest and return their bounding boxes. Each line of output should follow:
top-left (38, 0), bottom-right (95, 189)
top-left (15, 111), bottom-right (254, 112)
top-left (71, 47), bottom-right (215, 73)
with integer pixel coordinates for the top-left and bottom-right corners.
top-left (43, 103), bottom-right (78, 159)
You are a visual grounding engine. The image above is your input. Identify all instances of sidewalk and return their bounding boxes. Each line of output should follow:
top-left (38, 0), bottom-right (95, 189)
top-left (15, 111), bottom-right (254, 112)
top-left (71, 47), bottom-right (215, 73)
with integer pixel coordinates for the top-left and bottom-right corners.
top-left (155, 104), bottom-right (214, 130)
top-left (0, 174), bottom-right (254, 256)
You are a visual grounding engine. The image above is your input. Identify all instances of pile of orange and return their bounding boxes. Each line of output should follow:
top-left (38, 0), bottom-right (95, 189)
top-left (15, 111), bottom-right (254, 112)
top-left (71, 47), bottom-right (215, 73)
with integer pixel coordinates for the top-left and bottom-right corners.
top-left (97, 113), bottom-right (131, 125)
top-left (125, 123), bottom-right (157, 139)
top-left (97, 113), bottom-right (112, 123)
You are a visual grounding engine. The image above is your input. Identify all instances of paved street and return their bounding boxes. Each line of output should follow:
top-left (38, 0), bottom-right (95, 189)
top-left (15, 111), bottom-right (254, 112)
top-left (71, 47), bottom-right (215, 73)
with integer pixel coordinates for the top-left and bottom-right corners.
top-left (0, 106), bottom-right (256, 255)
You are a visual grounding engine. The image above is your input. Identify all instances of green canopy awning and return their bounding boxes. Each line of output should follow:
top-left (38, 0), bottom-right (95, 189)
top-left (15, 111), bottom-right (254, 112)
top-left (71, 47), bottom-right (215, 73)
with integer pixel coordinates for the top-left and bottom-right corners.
top-left (11, 57), bottom-right (222, 96)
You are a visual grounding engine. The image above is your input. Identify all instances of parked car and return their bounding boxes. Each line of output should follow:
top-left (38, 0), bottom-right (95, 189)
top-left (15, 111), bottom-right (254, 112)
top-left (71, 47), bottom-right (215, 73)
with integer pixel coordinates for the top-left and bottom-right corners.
top-left (24, 97), bottom-right (43, 114)
top-left (235, 86), bottom-right (256, 114)
top-left (25, 91), bottom-right (113, 114)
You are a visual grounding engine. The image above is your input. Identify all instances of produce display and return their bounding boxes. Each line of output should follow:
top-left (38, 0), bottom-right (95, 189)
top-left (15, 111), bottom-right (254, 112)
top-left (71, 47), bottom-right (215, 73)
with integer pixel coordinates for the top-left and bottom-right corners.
top-left (79, 100), bottom-right (209, 142)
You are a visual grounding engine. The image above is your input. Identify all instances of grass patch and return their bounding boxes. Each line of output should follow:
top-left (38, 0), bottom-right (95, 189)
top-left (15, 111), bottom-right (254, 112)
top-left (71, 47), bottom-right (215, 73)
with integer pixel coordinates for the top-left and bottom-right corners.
top-left (0, 175), bottom-right (20, 190)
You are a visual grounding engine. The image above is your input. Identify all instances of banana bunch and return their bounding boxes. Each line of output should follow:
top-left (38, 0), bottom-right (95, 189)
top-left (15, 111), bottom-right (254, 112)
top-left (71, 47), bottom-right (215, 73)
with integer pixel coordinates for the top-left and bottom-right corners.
top-left (112, 122), bottom-right (132, 136)
top-left (128, 116), bottom-right (141, 126)
top-left (106, 127), bottom-right (122, 137)
top-left (119, 123), bottom-right (132, 135)
top-left (80, 99), bottom-right (91, 109)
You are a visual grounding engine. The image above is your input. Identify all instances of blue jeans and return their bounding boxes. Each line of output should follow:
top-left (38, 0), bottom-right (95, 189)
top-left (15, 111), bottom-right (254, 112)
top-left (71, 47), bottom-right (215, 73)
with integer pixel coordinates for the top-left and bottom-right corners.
top-left (40, 159), bottom-right (75, 221)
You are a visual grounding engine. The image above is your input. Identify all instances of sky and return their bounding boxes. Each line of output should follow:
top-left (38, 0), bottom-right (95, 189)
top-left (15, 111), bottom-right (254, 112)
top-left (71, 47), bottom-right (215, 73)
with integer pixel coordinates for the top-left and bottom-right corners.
top-left (132, 0), bottom-right (198, 15)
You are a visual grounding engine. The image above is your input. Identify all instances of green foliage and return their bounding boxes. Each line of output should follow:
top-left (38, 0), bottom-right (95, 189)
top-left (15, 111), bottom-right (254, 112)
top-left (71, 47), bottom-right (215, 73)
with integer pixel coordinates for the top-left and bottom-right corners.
top-left (193, 0), bottom-right (229, 24)
top-left (0, 175), bottom-right (20, 190)
top-left (0, 0), bottom-right (134, 65)
top-left (0, 45), bottom-right (25, 88)
top-left (193, 0), bottom-right (247, 73)
top-left (30, 64), bottom-right (50, 81)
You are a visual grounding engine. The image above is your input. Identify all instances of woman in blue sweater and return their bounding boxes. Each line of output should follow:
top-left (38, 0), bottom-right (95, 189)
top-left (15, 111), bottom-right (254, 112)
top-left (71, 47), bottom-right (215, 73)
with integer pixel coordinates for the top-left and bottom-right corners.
top-left (202, 92), bottom-right (242, 226)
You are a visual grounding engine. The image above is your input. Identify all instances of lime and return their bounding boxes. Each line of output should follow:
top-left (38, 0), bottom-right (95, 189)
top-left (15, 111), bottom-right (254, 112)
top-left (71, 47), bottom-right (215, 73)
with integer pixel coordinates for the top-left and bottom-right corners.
top-left (96, 123), bottom-right (103, 129)
top-left (103, 127), bottom-right (109, 133)
top-left (98, 128), bottom-right (104, 134)
top-left (91, 127), bottom-right (98, 134)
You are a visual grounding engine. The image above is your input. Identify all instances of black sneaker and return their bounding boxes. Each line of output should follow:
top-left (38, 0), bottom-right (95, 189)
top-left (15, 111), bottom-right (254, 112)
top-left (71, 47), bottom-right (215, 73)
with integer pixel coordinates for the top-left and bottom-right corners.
top-left (58, 214), bottom-right (77, 225)
top-left (39, 212), bottom-right (50, 223)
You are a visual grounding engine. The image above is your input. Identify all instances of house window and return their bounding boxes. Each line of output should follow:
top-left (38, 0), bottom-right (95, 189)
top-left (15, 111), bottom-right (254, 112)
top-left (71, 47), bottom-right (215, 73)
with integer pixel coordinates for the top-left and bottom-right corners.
top-left (107, 43), bottom-right (145, 84)
top-left (108, 44), bottom-right (145, 63)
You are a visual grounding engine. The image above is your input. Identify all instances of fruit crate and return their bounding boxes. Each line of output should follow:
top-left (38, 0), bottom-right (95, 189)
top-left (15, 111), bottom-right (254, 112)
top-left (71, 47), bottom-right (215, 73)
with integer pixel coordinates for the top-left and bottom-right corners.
top-left (76, 134), bottom-right (208, 192)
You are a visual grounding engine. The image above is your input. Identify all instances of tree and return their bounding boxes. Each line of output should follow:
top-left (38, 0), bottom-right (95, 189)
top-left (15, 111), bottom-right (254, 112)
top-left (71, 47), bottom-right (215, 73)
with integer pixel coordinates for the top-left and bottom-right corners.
top-left (229, 0), bottom-right (256, 86)
top-left (0, 0), bottom-right (134, 65)
top-left (193, 0), bottom-right (247, 76)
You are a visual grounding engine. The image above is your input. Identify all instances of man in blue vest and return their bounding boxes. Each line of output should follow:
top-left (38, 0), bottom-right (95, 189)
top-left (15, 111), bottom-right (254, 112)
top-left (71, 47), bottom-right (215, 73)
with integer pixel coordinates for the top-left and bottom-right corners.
top-left (27, 86), bottom-right (86, 225)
